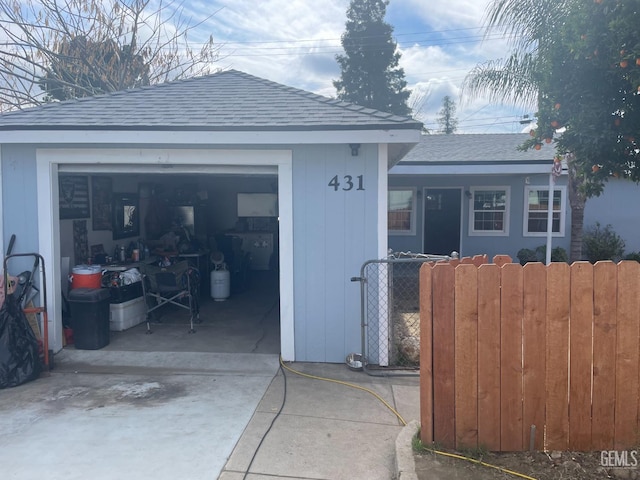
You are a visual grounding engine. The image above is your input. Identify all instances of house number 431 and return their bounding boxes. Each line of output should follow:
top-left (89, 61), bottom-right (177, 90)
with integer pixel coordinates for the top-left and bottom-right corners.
top-left (328, 175), bottom-right (365, 191)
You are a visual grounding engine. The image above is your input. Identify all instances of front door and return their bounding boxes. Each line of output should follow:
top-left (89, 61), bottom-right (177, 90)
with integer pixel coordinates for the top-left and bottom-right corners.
top-left (423, 188), bottom-right (461, 255)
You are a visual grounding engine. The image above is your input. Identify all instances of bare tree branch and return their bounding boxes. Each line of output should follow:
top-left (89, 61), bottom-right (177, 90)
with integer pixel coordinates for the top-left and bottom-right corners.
top-left (0, 0), bottom-right (223, 111)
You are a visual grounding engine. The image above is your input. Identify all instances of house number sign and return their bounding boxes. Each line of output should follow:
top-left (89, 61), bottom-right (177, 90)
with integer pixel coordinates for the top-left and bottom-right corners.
top-left (328, 175), bottom-right (365, 191)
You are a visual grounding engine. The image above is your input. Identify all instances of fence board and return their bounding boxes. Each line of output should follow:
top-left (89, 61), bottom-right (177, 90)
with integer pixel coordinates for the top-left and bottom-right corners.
top-left (500, 263), bottom-right (523, 451)
top-left (569, 262), bottom-right (594, 450)
top-left (592, 261), bottom-right (617, 450)
top-left (420, 258), bottom-right (640, 453)
top-left (545, 262), bottom-right (570, 451)
top-left (477, 264), bottom-right (501, 451)
top-left (614, 261), bottom-right (640, 449)
top-left (522, 263), bottom-right (546, 450)
top-left (419, 263), bottom-right (434, 444)
top-left (472, 254), bottom-right (488, 267)
top-left (432, 263), bottom-right (456, 448)
top-left (454, 264), bottom-right (478, 448)
top-left (493, 255), bottom-right (512, 267)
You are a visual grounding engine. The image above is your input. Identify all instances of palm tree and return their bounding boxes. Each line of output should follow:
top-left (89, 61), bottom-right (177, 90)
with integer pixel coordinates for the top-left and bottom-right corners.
top-left (463, 0), bottom-right (590, 262)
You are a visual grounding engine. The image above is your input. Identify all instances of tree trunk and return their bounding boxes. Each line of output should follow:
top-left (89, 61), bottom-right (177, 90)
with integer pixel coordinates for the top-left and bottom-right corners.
top-left (567, 155), bottom-right (586, 262)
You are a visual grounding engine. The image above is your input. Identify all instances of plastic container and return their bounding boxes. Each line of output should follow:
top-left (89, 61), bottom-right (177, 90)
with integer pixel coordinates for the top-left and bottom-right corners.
top-left (70, 265), bottom-right (103, 290)
top-left (68, 288), bottom-right (111, 350)
top-left (109, 282), bottom-right (143, 304)
top-left (211, 268), bottom-right (230, 301)
top-left (110, 296), bottom-right (146, 331)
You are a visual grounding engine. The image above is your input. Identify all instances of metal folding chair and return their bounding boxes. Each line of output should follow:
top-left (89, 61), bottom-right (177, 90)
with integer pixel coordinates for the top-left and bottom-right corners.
top-left (139, 260), bottom-right (200, 333)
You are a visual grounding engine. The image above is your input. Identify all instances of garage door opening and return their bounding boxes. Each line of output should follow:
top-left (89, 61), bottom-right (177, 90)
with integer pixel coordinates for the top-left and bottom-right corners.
top-left (59, 170), bottom-right (281, 356)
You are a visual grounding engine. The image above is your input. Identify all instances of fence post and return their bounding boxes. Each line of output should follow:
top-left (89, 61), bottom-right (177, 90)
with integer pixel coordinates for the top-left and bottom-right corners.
top-left (419, 263), bottom-right (434, 444)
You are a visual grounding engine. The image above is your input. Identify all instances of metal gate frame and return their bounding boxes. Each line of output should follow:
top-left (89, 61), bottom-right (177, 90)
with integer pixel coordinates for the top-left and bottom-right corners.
top-left (351, 252), bottom-right (455, 376)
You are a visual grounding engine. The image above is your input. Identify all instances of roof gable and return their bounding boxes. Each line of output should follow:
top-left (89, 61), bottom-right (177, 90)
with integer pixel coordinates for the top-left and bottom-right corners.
top-left (0, 70), bottom-right (422, 132)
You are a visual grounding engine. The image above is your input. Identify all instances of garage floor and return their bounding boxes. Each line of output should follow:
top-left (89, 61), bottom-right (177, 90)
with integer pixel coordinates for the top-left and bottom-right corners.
top-left (94, 269), bottom-right (281, 356)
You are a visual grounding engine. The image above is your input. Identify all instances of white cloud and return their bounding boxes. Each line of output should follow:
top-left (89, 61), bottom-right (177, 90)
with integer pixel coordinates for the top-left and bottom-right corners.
top-left (162, 0), bottom-right (530, 132)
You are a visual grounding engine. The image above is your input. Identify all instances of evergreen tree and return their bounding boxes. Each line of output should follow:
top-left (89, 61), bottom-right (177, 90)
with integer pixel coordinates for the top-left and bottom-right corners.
top-left (436, 96), bottom-right (458, 134)
top-left (333, 0), bottom-right (411, 116)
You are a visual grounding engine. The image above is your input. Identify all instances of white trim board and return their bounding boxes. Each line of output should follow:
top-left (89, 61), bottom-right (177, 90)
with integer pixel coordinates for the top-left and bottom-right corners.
top-left (1, 129), bottom-right (420, 145)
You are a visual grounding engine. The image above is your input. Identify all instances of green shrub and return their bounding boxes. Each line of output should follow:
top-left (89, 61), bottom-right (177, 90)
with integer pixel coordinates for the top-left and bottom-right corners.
top-left (536, 245), bottom-right (569, 263)
top-left (582, 222), bottom-right (625, 263)
top-left (516, 248), bottom-right (538, 265)
top-left (624, 251), bottom-right (640, 262)
top-left (517, 245), bottom-right (569, 264)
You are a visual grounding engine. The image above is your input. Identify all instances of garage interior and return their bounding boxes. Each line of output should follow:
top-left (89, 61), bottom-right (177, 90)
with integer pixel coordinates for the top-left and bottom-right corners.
top-left (59, 170), bottom-right (281, 356)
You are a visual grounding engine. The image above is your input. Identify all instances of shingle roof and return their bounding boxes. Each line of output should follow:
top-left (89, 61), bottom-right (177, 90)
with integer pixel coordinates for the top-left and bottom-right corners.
top-left (0, 70), bottom-right (422, 132)
top-left (399, 133), bottom-right (555, 164)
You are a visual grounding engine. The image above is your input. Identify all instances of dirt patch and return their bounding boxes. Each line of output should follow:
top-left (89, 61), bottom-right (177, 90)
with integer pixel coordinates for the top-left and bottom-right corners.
top-left (414, 448), bottom-right (639, 480)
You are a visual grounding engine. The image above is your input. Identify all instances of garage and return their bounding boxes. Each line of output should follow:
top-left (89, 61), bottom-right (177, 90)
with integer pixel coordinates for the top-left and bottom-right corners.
top-left (58, 167), bottom-right (281, 353)
top-left (0, 70), bottom-right (422, 363)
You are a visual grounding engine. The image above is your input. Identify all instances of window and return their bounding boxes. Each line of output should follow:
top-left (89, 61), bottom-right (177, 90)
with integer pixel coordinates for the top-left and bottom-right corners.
top-left (388, 188), bottom-right (416, 235)
top-left (469, 187), bottom-right (510, 235)
top-left (524, 186), bottom-right (566, 236)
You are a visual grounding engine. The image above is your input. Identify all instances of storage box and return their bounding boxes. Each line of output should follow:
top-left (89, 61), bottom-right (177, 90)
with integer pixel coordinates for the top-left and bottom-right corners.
top-left (109, 296), bottom-right (147, 331)
top-left (109, 282), bottom-right (143, 304)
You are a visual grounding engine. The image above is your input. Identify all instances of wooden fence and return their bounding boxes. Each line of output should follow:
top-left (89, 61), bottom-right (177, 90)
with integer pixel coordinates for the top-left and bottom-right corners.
top-left (419, 256), bottom-right (640, 452)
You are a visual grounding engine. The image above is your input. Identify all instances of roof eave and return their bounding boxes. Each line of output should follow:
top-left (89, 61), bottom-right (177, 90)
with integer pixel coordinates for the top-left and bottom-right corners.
top-left (0, 126), bottom-right (423, 145)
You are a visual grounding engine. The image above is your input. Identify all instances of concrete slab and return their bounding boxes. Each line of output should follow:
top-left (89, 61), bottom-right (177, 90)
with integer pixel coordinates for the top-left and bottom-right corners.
top-left (225, 411), bottom-right (400, 480)
top-left (392, 384), bottom-right (421, 424)
top-left (221, 363), bottom-right (420, 480)
top-left (0, 352), bottom-right (279, 480)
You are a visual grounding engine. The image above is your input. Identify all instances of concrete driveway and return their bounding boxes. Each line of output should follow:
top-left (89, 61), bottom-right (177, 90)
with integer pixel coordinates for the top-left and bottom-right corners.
top-left (0, 350), bottom-right (279, 480)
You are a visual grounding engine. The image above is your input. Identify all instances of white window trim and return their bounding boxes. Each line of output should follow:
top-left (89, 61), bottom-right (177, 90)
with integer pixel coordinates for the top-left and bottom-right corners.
top-left (522, 185), bottom-right (567, 237)
top-left (388, 186), bottom-right (417, 236)
top-left (468, 186), bottom-right (511, 237)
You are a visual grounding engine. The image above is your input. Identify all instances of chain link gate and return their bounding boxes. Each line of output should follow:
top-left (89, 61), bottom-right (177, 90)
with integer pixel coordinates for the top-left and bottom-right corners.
top-left (351, 252), bottom-right (455, 376)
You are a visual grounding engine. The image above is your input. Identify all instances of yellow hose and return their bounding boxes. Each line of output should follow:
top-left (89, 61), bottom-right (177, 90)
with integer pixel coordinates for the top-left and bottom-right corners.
top-left (279, 357), bottom-right (538, 480)
top-left (278, 357), bottom-right (407, 425)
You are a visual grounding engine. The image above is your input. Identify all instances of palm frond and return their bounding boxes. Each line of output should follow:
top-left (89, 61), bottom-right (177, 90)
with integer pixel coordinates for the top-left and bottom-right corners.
top-left (461, 53), bottom-right (538, 108)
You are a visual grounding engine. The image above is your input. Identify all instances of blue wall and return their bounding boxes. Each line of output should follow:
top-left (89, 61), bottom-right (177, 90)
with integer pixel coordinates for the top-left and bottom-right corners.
top-left (388, 173), bottom-right (571, 261)
top-left (583, 178), bottom-right (640, 254)
top-left (292, 144), bottom-right (380, 362)
top-left (1, 145), bottom-right (40, 272)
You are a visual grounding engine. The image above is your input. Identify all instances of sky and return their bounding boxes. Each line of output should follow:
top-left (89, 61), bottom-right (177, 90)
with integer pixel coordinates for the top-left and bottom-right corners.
top-left (180, 0), bottom-right (535, 134)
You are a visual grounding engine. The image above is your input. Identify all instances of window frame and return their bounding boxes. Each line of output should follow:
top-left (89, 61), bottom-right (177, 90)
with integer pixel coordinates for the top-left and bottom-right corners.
top-left (388, 187), bottom-right (417, 236)
top-left (522, 185), bottom-right (567, 237)
top-left (468, 186), bottom-right (510, 236)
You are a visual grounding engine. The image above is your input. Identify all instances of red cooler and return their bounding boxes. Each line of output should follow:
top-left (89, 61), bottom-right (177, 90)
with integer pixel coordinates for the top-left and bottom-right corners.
top-left (70, 265), bottom-right (103, 290)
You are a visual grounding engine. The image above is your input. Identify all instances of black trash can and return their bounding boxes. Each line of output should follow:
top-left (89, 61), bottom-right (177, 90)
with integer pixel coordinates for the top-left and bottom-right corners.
top-left (68, 288), bottom-right (111, 350)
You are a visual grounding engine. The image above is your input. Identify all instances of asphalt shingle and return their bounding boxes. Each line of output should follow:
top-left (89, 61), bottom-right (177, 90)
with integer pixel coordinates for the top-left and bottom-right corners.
top-left (399, 133), bottom-right (555, 163)
top-left (0, 70), bottom-right (422, 132)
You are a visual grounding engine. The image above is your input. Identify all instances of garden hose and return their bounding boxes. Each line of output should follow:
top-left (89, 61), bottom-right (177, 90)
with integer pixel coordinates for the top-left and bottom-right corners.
top-left (279, 357), bottom-right (538, 480)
